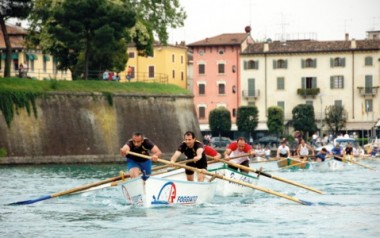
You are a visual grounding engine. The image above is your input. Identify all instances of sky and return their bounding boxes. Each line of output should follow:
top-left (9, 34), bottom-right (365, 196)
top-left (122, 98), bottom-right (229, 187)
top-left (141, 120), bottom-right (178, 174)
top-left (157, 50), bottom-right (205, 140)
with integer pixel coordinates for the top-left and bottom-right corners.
top-left (169, 0), bottom-right (380, 44)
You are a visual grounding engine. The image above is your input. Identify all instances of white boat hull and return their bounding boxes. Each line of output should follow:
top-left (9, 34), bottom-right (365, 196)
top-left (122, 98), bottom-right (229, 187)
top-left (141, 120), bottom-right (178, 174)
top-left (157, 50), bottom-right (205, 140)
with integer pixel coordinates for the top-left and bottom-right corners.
top-left (207, 167), bottom-right (259, 197)
top-left (119, 174), bottom-right (217, 208)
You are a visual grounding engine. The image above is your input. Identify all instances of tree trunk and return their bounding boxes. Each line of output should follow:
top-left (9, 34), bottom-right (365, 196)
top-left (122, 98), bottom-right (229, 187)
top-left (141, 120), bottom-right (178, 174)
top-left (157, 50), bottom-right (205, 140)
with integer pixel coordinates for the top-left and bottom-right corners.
top-left (0, 17), bottom-right (12, 78)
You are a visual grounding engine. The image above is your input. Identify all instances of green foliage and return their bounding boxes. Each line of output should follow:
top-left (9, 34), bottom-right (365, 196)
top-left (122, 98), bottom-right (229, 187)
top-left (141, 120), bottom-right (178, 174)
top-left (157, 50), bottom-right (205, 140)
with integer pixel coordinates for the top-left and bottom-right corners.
top-left (297, 88), bottom-right (320, 97)
top-left (325, 105), bottom-right (347, 134)
top-left (292, 104), bottom-right (318, 136)
top-left (267, 106), bottom-right (284, 136)
top-left (0, 147), bottom-right (7, 157)
top-left (102, 92), bottom-right (113, 106)
top-left (0, 88), bottom-right (40, 127)
top-left (209, 108), bottom-right (231, 136)
top-left (236, 106), bottom-right (258, 134)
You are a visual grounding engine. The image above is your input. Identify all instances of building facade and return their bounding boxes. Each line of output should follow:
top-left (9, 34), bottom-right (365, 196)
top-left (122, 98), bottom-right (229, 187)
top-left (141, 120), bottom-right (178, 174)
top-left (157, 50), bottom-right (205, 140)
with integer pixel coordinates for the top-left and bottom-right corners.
top-left (124, 42), bottom-right (188, 88)
top-left (0, 23), bottom-right (71, 80)
top-left (188, 32), bottom-right (254, 131)
top-left (189, 30), bottom-right (380, 138)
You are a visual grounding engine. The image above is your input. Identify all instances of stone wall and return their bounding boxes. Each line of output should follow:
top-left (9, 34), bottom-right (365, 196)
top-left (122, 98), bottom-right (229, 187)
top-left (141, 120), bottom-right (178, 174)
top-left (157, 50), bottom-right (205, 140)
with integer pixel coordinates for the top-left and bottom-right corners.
top-left (0, 92), bottom-right (201, 164)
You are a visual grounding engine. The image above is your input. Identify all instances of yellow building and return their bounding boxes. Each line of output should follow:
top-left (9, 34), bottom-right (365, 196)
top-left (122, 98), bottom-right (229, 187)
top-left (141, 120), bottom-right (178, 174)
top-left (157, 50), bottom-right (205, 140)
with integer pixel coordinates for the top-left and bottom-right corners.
top-left (0, 23), bottom-right (71, 80)
top-left (122, 42), bottom-right (188, 89)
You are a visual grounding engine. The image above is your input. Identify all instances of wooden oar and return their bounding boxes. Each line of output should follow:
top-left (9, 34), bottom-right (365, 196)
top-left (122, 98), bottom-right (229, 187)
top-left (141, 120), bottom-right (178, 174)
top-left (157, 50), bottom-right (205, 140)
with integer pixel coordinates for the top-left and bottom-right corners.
top-left (208, 156), bottom-right (323, 194)
top-left (128, 151), bottom-right (313, 205)
top-left (8, 171), bottom-right (131, 205)
top-left (334, 155), bottom-right (376, 171)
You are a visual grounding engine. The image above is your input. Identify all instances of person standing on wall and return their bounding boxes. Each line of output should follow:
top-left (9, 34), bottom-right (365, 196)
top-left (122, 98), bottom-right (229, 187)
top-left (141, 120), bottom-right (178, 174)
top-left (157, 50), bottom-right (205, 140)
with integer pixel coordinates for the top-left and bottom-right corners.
top-left (120, 132), bottom-right (162, 180)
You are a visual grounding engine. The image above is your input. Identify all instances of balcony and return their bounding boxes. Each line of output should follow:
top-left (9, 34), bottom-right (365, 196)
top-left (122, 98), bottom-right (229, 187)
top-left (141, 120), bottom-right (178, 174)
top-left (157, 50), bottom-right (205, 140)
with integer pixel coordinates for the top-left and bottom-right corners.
top-left (357, 86), bottom-right (379, 97)
top-left (242, 89), bottom-right (260, 99)
top-left (297, 88), bottom-right (320, 98)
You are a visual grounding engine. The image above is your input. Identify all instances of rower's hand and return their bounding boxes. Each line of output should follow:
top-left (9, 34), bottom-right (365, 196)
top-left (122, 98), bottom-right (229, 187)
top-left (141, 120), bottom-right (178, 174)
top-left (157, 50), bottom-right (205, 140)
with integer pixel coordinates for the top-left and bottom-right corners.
top-left (151, 154), bottom-right (159, 162)
top-left (193, 156), bottom-right (201, 163)
top-left (120, 148), bottom-right (128, 157)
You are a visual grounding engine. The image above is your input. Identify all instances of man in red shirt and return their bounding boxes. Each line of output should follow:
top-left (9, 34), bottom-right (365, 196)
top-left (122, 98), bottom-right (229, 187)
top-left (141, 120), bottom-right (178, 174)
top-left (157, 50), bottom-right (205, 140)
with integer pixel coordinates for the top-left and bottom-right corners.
top-left (224, 137), bottom-right (255, 173)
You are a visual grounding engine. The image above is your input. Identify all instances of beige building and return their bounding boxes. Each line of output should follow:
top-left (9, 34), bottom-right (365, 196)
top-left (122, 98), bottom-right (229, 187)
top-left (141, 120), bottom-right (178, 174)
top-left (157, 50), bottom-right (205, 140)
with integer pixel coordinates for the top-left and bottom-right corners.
top-left (123, 42), bottom-right (188, 89)
top-left (240, 32), bottom-right (380, 137)
top-left (0, 23), bottom-right (71, 80)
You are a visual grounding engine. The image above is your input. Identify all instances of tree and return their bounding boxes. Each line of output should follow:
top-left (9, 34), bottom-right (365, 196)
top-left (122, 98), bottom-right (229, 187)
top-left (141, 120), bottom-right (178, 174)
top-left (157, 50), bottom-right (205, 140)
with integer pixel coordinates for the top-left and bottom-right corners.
top-left (209, 107), bottom-right (231, 137)
top-left (325, 105), bottom-right (347, 134)
top-left (267, 106), bottom-right (284, 137)
top-left (236, 106), bottom-right (258, 139)
top-left (0, 0), bottom-right (33, 77)
top-left (27, 0), bottom-right (186, 79)
top-left (292, 104), bottom-right (318, 138)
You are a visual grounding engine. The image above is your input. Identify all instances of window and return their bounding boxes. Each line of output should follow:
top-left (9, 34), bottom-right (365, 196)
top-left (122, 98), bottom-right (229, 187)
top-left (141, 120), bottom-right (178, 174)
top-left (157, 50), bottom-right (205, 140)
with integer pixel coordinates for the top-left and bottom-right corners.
top-left (218, 63), bottom-right (225, 74)
top-left (306, 100), bottom-right (313, 106)
top-left (301, 58), bottom-right (317, 68)
top-left (330, 57), bottom-right (345, 67)
top-left (273, 59), bottom-right (287, 69)
top-left (172, 54), bottom-right (175, 63)
top-left (181, 55), bottom-right (184, 64)
top-left (277, 101), bottom-right (285, 111)
top-left (277, 77), bottom-right (285, 90)
top-left (334, 100), bottom-right (342, 107)
top-left (198, 64), bottom-right (205, 75)
top-left (232, 85), bottom-right (236, 94)
top-left (330, 76), bottom-right (344, 89)
top-left (365, 99), bottom-right (373, 112)
top-left (198, 84), bottom-right (205, 95)
top-left (365, 56), bottom-right (373, 66)
top-left (218, 49), bottom-right (224, 55)
top-left (365, 75), bottom-right (373, 94)
top-left (198, 106), bottom-right (206, 119)
top-left (128, 52), bottom-right (135, 58)
top-left (248, 78), bottom-right (256, 96)
top-left (244, 60), bottom-right (259, 69)
top-left (148, 66), bottom-right (155, 78)
top-left (218, 83), bottom-right (225, 95)
top-left (181, 72), bottom-right (184, 81)
top-left (172, 70), bottom-right (175, 79)
top-left (198, 49), bottom-right (204, 56)
top-left (232, 108), bottom-right (236, 117)
top-left (301, 77), bottom-right (317, 89)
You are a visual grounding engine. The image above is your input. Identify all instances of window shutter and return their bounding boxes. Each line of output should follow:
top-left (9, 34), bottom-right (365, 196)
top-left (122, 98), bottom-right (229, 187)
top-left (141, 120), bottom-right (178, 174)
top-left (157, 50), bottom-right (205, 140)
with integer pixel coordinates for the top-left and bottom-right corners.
top-left (312, 77), bottom-right (317, 88)
top-left (255, 60), bottom-right (259, 69)
top-left (284, 60), bottom-right (288, 69)
top-left (330, 58), bottom-right (333, 67)
top-left (273, 60), bottom-right (277, 69)
top-left (244, 61), bottom-right (247, 70)
top-left (301, 59), bottom-right (305, 68)
top-left (342, 58), bottom-right (346, 67)
top-left (313, 59), bottom-right (317, 68)
top-left (342, 76), bottom-right (344, 88)
top-left (330, 76), bottom-right (334, 88)
top-left (301, 77), bottom-right (306, 88)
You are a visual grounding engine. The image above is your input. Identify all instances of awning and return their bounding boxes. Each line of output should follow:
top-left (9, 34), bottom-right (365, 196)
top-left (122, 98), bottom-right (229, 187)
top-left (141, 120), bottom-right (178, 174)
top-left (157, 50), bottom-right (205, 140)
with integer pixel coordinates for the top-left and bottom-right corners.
top-left (375, 120), bottom-right (380, 127)
top-left (256, 122), bottom-right (268, 131)
top-left (199, 123), bottom-right (266, 131)
top-left (26, 53), bottom-right (38, 60)
top-left (345, 121), bottom-right (376, 130)
top-left (1, 53), bottom-right (19, 60)
top-left (43, 55), bottom-right (50, 61)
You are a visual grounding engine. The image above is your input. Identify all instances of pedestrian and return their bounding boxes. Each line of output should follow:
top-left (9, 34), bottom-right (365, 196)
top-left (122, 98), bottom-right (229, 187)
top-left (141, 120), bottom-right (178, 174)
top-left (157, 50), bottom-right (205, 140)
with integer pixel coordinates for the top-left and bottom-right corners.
top-left (170, 131), bottom-right (208, 182)
top-left (126, 66), bottom-right (133, 82)
top-left (224, 137), bottom-right (255, 173)
top-left (102, 70), bottom-right (109, 80)
top-left (120, 132), bottom-right (162, 180)
top-left (276, 139), bottom-right (290, 158)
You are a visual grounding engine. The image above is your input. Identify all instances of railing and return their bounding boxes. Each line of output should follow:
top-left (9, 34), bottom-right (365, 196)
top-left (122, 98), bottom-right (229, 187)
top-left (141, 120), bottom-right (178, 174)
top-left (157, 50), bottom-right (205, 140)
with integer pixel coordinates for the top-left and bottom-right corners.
top-left (242, 89), bottom-right (260, 99)
top-left (357, 86), bottom-right (379, 97)
top-left (297, 88), bottom-right (320, 98)
top-left (0, 68), bottom-right (71, 80)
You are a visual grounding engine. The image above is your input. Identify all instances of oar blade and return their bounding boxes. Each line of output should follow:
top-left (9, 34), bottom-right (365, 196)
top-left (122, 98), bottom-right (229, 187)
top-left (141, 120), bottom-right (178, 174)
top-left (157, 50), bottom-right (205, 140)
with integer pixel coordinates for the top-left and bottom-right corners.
top-left (8, 195), bottom-right (52, 206)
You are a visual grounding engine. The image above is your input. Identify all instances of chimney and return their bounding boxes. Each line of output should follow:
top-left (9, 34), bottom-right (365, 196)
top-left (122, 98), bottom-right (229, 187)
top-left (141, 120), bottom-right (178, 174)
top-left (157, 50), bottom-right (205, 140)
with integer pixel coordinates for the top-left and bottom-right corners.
top-left (345, 33), bottom-right (349, 41)
top-left (350, 39), bottom-right (357, 49)
top-left (264, 43), bottom-right (269, 52)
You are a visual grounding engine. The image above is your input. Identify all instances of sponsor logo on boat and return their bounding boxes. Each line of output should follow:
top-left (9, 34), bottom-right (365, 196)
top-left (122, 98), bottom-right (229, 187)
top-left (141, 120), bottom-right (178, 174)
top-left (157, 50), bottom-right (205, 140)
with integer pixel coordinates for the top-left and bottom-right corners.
top-left (177, 196), bottom-right (198, 204)
top-left (229, 172), bottom-right (253, 186)
top-left (151, 181), bottom-right (177, 205)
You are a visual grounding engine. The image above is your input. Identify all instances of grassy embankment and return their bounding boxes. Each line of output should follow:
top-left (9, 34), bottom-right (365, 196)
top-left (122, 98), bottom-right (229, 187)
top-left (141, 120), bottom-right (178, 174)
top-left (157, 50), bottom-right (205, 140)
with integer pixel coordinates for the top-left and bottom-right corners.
top-left (0, 77), bottom-right (192, 95)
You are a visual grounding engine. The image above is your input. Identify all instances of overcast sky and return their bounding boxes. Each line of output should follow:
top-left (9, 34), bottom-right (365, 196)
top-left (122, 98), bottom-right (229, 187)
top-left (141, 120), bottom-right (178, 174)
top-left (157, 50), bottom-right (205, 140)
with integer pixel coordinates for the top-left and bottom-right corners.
top-left (169, 0), bottom-right (380, 44)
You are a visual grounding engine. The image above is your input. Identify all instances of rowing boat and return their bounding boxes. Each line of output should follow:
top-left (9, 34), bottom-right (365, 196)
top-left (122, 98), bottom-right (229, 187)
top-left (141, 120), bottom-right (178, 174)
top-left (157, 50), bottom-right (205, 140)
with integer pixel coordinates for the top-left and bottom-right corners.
top-left (118, 171), bottom-right (217, 208)
top-left (207, 165), bottom-right (259, 196)
top-left (277, 157), bottom-right (311, 170)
